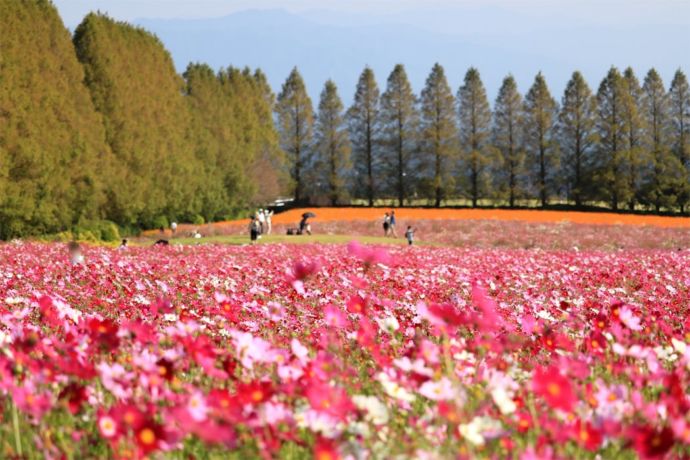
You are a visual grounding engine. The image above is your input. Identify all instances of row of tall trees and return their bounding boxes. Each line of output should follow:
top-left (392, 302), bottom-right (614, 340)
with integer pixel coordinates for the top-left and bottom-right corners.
top-left (276, 65), bottom-right (690, 212)
top-left (0, 2), bottom-right (283, 238)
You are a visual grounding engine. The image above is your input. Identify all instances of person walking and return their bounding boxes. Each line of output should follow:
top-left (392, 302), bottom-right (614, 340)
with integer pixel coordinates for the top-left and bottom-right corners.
top-left (405, 226), bottom-right (415, 246)
top-left (389, 210), bottom-right (398, 237)
top-left (383, 212), bottom-right (390, 236)
top-left (249, 216), bottom-right (260, 244)
top-left (265, 209), bottom-right (273, 235)
top-left (170, 221), bottom-right (177, 236)
top-left (257, 209), bottom-right (266, 236)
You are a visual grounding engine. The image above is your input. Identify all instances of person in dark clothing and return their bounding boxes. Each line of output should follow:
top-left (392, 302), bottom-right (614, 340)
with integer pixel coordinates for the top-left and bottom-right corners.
top-left (405, 226), bottom-right (415, 246)
top-left (249, 216), bottom-right (260, 243)
top-left (299, 217), bottom-right (312, 235)
top-left (389, 210), bottom-right (398, 237)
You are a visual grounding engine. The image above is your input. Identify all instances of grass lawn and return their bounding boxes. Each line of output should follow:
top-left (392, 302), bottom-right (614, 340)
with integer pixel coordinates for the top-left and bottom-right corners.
top-left (166, 233), bottom-right (430, 246)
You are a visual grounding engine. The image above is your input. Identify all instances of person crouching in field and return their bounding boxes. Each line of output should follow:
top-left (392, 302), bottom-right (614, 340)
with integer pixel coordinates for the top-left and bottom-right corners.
top-left (405, 226), bottom-right (415, 246)
top-left (68, 241), bottom-right (84, 265)
top-left (249, 216), bottom-right (261, 244)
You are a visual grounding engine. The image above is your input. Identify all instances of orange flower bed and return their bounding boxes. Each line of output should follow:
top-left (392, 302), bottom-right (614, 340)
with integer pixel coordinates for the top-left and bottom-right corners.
top-left (216, 208), bottom-right (690, 228)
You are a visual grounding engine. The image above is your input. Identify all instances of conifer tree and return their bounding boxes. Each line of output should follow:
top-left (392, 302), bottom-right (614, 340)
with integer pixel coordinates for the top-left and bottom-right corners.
top-left (458, 68), bottom-right (494, 207)
top-left (347, 67), bottom-right (381, 205)
top-left (493, 75), bottom-right (525, 207)
top-left (669, 70), bottom-right (690, 212)
top-left (314, 80), bottom-right (351, 205)
top-left (74, 13), bottom-right (201, 226)
top-left (0, 1), bottom-right (108, 238)
top-left (596, 67), bottom-right (631, 210)
top-left (523, 72), bottom-right (558, 207)
top-left (622, 68), bottom-right (648, 209)
top-left (276, 68), bottom-right (314, 203)
top-left (557, 71), bottom-right (598, 206)
top-left (420, 64), bottom-right (458, 207)
top-left (641, 69), bottom-right (684, 211)
top-left (380, 64), bottom-right (419, 206)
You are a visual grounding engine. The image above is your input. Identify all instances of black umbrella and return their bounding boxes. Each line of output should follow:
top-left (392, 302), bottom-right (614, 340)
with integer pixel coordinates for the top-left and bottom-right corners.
top-left (302, 212), bottom-right (316, 218)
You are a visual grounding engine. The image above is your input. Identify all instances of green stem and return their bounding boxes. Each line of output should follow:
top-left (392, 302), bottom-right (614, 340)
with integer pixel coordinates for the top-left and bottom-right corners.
top-left (12, 402), bottom-right (23, 457)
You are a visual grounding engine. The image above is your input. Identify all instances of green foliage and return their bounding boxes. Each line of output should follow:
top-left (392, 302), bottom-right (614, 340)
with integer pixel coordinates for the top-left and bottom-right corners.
top-left (556, 71), bottom-right (598, 206)
top-left (73, 13), bottom-right (202, 227)
top-left (524, 72), bottom-right (558, 207)
top-left (493, 75), bottom-right (526, 207)
top-left (313, 80), bottom-right (351, 205)
top-left (0, 0), bottom-right (108, 239)
top-left (380, 64), bottom-right (419, 206)
top-left (458, 68), bottom-right (495, 207)
top-left (276, 68), bottom-right (314, 202)
top-left (347, 67), bottom-right (381, 205)
top-left (192, 214), bottom-right (205, 225)
top-left (420, 63), bottom-right (458, 207)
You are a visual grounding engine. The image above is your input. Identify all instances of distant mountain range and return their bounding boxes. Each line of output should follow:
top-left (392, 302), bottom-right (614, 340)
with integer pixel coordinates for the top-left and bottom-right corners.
top-left (136, 8), bottom-right (688, 102)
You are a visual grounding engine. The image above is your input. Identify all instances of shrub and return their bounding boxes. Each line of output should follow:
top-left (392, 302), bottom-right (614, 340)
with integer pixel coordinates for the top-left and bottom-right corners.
top-left (151, 216), bottom-right (169, 230)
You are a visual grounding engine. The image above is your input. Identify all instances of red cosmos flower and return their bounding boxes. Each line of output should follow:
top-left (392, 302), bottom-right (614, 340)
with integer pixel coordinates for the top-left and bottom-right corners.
top-left (571, 420), bottom-right (603, 451)
top-left (314, 437), bottom-right (341, 460)
top-left (586, 332), bottom-right (607, 355)
top-left (515, 412), bottom-right (532, 433)
top-left (208, 389), bottom-right (242, 418)
top-left (438, 401), bottom-right (461, 424)
top-left (236, 380), bottom-right (273, 405)
top-left (58, 383), bottom-right (88, 415)
top-left (155, 358), bottom-right (175, 382)
top-left (592, 313), bottom-right (609, 331)
top-left (135, 421), bottom-right (164, 455)
top-left (427, 303), bottom-right (467, 328)
top-left (346, 295), bottom-right (367, 315)
top-left (290, 260), bottom-right (321, 281)
top-left (532, 366), bottom-right (577, 412)
top-left (628, 425), bottom-right (674, 459)
top-left (111, 404), bottom-right (146, 431)
top-left (305, 380), bottom-right (354, 419)
top-left (347, 241), bottom-right (391, 268)
top-left (86, 317), bottom-right (120, 351)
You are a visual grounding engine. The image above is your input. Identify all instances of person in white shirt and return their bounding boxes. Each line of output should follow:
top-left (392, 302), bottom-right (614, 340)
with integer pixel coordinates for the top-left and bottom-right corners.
top-left (264, 209), bottom-right (273, 235)
top-left (257, 209), bottom-right (266, 235)
top-left (171, 221), bottom-right (177, 235)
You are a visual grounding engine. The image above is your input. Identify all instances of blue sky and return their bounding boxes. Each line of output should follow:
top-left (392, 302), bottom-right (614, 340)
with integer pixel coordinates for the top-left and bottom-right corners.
top-left (53, 0), bottom-right (690, 27)
top-left (53, 1), bottom-right (690, 102)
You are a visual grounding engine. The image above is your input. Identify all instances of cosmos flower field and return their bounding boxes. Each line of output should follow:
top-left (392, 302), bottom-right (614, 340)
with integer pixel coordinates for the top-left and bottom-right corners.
top-left (1, 232), bottom-right (690, 458)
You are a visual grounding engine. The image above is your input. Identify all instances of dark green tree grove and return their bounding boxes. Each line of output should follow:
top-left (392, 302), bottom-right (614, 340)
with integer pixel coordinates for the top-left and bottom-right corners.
top-left (3, 0), bottom-right (690, 240)
top-left (0, 0), bottom-right (108, 238)
top-left (74, 13), bottom-right (202, 227)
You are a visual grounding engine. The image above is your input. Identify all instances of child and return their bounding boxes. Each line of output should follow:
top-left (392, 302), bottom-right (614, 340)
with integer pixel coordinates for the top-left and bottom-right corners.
top-left (249, 216), bottom-right (260, 244)
top-left (405, 226), bottom-right (415, 246)
top-left (68, 241), bottom-right (84, 265)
